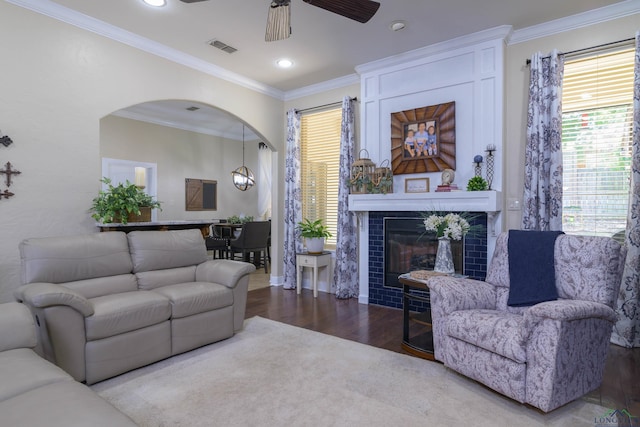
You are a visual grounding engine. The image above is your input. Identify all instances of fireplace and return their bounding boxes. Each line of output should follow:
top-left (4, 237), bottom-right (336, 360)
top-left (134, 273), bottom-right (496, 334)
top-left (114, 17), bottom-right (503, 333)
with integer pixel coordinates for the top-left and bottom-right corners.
top-left (348, 191), bottom-right (502, 308)
top-left (367, 211), bottom-right (487, 309)
top-left (384, 217), bottom-right (464, 289)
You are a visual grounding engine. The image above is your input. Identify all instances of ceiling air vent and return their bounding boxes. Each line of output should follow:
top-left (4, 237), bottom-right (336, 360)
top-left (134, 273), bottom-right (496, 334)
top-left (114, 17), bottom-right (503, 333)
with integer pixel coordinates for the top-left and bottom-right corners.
top-left (208, 39), bottom-right (237, 54)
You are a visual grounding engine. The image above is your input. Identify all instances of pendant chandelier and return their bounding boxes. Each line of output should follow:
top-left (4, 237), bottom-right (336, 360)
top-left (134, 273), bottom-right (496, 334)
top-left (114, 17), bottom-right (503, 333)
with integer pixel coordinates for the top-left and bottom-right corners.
top-left (231, 125), bottom-right (255, 191)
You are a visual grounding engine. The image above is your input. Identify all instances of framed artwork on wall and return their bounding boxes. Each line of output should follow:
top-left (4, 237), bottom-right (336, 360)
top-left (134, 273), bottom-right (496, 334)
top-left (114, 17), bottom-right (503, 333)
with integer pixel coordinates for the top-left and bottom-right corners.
top-left (390, 101), bottom-right (456, 175)
top-left (185, 178), bottom-right (217, 211)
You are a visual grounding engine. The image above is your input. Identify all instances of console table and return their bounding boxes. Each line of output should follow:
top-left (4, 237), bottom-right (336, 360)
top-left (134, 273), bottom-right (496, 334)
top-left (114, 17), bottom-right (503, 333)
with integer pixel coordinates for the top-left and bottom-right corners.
top-left (98, 220), bottom-right (215, 238)
top-left (399, 274), bottom-right (434, 361)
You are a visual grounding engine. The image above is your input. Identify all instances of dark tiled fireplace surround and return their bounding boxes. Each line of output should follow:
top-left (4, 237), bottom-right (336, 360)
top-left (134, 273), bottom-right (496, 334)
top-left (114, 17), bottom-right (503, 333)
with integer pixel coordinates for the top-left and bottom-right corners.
top-left (368, 211), bottom-right (488, 309)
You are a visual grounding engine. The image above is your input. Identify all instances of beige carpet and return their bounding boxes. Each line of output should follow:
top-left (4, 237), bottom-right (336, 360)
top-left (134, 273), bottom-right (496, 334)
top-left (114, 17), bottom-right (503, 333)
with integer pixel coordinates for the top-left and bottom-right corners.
top-left (92, 317), bottom-right (606, 426)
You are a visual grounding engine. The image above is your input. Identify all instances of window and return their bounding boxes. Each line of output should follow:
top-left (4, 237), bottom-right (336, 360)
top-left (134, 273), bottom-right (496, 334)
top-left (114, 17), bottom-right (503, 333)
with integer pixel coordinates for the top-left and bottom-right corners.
top-left (300, 107), bottom-right (342, 249)
top-left (561, 47), bottom-right (634, 238)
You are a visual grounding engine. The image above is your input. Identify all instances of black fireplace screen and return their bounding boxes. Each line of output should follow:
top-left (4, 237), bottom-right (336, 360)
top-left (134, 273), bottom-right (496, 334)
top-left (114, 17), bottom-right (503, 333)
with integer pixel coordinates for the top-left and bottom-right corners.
top-left (384, 217), bottom-right (463, 288)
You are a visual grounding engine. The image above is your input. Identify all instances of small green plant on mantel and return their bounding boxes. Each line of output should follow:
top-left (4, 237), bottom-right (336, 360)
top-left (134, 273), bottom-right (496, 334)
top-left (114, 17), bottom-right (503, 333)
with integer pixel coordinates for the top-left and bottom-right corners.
top-left (296, 218), bottom-right (332, 239)
top-left (467, 176), bottom-right (489, 191)
top-left (227, 215), bottom-right (254, 224)
top-left (90, 177), bottom-right (162, 224)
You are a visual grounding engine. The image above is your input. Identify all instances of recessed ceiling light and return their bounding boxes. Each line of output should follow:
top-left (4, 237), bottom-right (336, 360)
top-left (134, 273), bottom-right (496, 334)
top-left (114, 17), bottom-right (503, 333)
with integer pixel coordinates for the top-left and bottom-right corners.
top-left (389, 20), bottom-right (407, 32)
top-left (276, 58), bottom-right (294, 68)
top-left (143, 0), bottom-right (166, 7)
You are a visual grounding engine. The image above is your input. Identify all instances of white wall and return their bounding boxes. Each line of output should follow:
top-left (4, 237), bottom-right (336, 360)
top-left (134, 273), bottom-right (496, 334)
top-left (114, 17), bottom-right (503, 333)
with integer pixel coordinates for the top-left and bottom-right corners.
top-left (0, 2), bottom-right (283, 302)
top-left (100, 115), bottom-right (260, 221)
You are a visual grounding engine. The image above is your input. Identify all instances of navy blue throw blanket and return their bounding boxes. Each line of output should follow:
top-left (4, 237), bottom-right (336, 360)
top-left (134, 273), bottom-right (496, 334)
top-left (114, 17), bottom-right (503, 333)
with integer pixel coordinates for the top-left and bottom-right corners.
top-left (507, 230), bottom-right (564, 307)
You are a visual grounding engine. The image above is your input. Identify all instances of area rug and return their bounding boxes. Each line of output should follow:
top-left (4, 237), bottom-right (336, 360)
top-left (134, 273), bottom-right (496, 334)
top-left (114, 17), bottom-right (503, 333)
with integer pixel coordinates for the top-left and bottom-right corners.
top-left (92, 317), bottom-right (606, 426)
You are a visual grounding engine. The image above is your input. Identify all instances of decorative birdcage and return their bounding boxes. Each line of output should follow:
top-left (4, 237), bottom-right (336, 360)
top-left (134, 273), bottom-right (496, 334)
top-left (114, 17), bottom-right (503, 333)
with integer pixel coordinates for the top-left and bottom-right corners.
top-left (350, 149), bottom-right (376, 194)
top-left (372, 159), bottom-right (393, 194)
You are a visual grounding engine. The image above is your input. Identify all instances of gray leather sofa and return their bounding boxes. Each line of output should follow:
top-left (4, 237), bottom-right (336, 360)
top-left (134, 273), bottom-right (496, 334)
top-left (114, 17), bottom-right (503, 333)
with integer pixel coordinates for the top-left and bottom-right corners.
top-left (15, 229), bottom-right (255, 384)
top-left (0, 302), bottom-right (137, 426)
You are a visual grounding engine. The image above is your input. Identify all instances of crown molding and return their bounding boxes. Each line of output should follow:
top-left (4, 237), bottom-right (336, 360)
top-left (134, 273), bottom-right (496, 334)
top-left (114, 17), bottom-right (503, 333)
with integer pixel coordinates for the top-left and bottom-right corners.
top-left (111, 109), bottom-right (237, 139)
top-left (283, 74), bottom-right (360, 101)
top-left (355, 26), bottom-right (513, 76)
top-left (509, 0), bottom-right (640, 44)
top-left (6, 0), bottom-right (286, 100)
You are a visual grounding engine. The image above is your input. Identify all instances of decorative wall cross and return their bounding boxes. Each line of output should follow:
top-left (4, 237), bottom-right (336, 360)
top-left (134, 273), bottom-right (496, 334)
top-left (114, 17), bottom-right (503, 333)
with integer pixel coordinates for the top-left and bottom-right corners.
top-left (0, 162), bottom-right (21, 187)
top-left (0, 189), bottom-right (14, 200)
top-left (0, 135), bottom-right (12, 147)
top-left (0, 130), bottom-right (20, 200)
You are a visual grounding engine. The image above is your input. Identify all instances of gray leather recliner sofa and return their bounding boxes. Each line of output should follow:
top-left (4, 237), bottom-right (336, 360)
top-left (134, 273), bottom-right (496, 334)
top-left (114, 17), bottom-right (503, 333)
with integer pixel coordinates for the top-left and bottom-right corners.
top-left (0, 302), bottom-right (137, 426)
top-left (15, 229), bottom-right (255, 384)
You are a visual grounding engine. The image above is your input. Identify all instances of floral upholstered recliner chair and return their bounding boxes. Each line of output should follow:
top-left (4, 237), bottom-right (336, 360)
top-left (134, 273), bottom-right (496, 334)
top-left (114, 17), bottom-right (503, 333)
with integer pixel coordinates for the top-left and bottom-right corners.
top-left (427, 231), bottom-right (625, 412)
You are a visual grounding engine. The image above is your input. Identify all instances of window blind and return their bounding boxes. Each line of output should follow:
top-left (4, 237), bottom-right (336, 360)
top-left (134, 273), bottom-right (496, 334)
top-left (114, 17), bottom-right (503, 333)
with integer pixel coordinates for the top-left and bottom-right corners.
top-left (300, 107), bottom-right (342, 248)
top-left (561, 48), bottom-right (634, 238)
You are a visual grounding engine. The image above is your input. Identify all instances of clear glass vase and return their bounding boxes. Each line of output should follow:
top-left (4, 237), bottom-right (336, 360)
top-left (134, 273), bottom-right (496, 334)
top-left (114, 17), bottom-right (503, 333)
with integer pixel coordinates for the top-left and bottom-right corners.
top-left (434, 237), bottom-right (455, 274)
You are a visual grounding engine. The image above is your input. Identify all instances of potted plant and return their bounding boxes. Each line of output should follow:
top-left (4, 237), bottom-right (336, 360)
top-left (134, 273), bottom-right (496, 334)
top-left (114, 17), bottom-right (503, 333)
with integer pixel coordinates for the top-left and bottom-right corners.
top-left (467, 176), bottom-right (489, 191)
top-left (227, 215), bottom-right (254, 224)
top-left (297, 218), bottom-right (332, 254)
top-left (90, 177), bottom-right (162, 224)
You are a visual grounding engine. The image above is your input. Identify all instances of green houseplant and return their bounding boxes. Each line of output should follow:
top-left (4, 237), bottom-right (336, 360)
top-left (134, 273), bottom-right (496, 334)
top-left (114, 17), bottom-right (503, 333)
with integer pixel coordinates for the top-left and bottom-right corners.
top-left (297, 218), bottom-right (332, 254)
top-left (467, 176), bottom-right (489, 191)
top-left (90, 177), bottom-right (162, 224)
top-left (227, 215), bottom-right (254, 224)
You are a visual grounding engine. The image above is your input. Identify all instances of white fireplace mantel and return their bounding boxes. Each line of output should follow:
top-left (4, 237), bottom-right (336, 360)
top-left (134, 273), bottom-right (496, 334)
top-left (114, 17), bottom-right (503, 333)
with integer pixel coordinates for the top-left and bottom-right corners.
top-left (348, 191), bottom-right (502, 213)
top-left (348, 190), bottom-right (502, 235)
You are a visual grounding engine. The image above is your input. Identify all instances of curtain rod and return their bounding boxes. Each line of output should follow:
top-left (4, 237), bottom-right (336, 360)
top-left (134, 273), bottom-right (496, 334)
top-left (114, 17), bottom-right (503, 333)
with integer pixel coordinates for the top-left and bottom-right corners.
top-left (525, 37), bottom-right (635, 65)
top-left (295, 97), bottom-right (357, 114)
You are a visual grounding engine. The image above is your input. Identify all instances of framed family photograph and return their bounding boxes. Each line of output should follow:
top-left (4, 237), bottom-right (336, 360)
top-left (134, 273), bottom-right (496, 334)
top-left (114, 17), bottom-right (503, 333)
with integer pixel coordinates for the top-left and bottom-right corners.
top-left (390, 101), bottom-right (456, 175)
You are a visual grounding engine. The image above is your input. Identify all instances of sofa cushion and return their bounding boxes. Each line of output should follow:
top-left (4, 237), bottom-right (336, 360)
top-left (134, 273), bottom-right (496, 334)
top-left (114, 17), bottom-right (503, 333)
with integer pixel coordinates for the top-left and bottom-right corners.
top-left (20, 232), bottom-right (133, 285)
top-left (86, 291), bottom-right (171, 340)
top-left (446, 310), bottom-right (527, 363)
top-left (0, 380), bottom-right (137, 427)
top-left (0, 348), bottom-right (71, 402)
top-left (153, 282), bottom-right (233, 318)
top-left (136, 266), bottom-right (197, 291)
top-left (62, 274), bottom-right (138, 299)
top-left (127, 229), bottom-right (208, 273)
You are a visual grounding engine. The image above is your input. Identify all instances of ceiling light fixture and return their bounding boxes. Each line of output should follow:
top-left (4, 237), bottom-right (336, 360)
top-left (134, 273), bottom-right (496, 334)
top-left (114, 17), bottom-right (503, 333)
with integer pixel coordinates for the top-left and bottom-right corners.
top-left (231, 125), bottom-right (255, 191)
top-left (143, 0), bottom-right (166, 6)
top-left (389, 20), bottom-right (407, 32)
top-left (276, 58), bottom-right (293, 68)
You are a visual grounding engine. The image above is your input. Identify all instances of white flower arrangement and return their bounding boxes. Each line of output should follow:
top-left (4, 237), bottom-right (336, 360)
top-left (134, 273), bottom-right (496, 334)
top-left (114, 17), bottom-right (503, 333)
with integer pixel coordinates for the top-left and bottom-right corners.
top-left (423, 213), bottom-right (471, 241)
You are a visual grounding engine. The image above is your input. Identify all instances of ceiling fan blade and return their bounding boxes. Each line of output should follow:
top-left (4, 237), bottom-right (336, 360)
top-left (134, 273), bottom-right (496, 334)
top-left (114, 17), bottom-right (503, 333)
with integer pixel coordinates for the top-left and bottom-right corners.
top-left (302, 0), bottom-right (380, 23)
top-left (179, 0), bottom-right (209, 3)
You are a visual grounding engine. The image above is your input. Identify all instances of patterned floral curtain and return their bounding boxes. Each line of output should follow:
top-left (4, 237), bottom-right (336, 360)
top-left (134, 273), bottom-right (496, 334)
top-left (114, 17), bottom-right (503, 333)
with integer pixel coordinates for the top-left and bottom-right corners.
top-left (283, 109), bottom-right (303, 289)
top-left (522, 51), bottom-right (564, 231)
top-left (611, 32), bottom-right (640, 348)
top-left (333, 97), bottom-right (358, 299)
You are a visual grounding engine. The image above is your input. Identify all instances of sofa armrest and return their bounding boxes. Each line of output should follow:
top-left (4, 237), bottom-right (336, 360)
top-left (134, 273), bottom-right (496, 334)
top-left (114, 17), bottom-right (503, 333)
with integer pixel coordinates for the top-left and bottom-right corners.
top-left (0, 302), bottom-right (37, 351)
top-left (15, 283), bottom-right (94, 317)
top-left (195, 260), bottom-right (256, 288)
top-left (525, 299), bottom-right (617, 324)
top-left (427, 276), bottom-right (497, 314)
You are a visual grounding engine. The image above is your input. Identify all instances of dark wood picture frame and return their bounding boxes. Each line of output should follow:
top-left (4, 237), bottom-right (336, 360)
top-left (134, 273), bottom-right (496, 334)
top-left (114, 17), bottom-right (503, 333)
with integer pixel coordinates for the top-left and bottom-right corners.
top-left (390, 101), bottom-right (456, 175)
top-left (185, 178), bottom-right (217, 211)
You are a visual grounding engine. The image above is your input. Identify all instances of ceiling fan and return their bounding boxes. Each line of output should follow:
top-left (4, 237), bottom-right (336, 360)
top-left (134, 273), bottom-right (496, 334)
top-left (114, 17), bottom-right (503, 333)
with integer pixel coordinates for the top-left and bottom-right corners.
top-left (179, 0), bottom-right (381, 42)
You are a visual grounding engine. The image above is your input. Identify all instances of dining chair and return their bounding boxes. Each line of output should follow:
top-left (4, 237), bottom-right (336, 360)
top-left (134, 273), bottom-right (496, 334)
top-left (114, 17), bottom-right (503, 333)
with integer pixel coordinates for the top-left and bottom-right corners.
top-left (228, 221), bottom-right (271, 273)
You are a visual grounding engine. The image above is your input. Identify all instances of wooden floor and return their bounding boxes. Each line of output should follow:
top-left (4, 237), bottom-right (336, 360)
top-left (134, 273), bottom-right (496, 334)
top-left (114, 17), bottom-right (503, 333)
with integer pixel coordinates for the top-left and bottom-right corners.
top-left (245, 286), bottom-right (640, 415)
